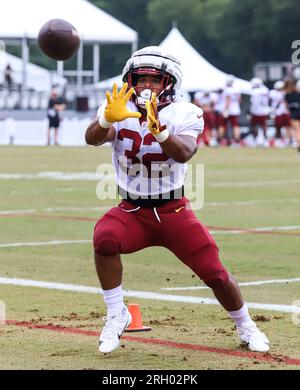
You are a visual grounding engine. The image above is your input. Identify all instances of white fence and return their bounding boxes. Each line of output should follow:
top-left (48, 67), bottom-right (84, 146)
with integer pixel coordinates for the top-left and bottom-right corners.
top-left (0, 117), bottom-right (93, 146)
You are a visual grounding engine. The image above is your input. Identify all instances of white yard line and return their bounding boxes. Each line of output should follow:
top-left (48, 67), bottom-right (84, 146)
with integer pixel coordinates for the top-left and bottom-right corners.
top-left (1, 198), bottom-right (299, 216)
top-left (206, 169), bottom-right (294, 175)
top-left (162, 278), bottom-right (300, 291)
top-left (9, 188), bottom-right (78, 195)
top-left (254, 226), bottom-right (300, 231)
top-left (210, 231), bottom-right (247, 235)
top-left (42, 206), bottom-right (110, 213)
top-left (205, 198), bottom-right (300, 207)
top-left (0, 240), bottom-right (91, 248)
top-left (0, 277), bottom-right (299, 314)
top-left (0, 205), bottom-right (299, 233)
top-left (0, 172), bottom-right (114, 181)
top-left (1, 171), bottom-right (299, 187)
top-left (0, 206), bottom-right (111, 215)
top-left (0, 224), bottom-right (299, 250)
top-left (0, 209), bottom-right (37, 215)
top-left (210, 225), bottom-right (300, 235)
top-left (209, 179), bottom-right (300, 188)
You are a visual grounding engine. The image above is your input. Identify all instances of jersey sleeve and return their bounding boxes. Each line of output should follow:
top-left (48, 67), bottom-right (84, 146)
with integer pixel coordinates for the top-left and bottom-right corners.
top-left (172, 103), bottom-right (204, 139)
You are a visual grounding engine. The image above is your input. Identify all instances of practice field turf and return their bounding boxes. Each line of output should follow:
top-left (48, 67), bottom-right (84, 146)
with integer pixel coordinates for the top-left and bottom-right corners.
top-left (0, 145), bottom-right (300, 370)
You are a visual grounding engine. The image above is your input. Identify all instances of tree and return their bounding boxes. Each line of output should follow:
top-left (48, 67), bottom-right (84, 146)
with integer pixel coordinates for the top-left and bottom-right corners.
top-left (9, 0), bottom-right (300, 82)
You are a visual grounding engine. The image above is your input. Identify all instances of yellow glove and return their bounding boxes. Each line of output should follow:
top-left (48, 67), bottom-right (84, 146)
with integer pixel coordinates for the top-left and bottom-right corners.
top-left (99, 83), bottom-right (141, 128)
top-left (145, 93), bottom-right (169, 143)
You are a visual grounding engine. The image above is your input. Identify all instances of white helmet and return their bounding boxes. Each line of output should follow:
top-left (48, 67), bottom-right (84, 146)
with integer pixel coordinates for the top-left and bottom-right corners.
top-left (274, 80), bottom-right (285, 90)
top-left (296, 79), bottom-right (300, 92)
top-left (122, 46), bottom-right (183, 108)
top-left (250, 77), bottom-right (263, 87)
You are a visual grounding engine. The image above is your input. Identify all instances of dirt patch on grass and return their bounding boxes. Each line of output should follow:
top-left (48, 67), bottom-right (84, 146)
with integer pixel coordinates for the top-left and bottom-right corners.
top-left (252, 315), bottom-right (270, 322)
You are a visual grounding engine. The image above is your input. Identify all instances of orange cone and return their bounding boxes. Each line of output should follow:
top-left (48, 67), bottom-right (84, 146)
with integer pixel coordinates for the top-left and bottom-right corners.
top-left (125, 303), bottom-right (151, 332)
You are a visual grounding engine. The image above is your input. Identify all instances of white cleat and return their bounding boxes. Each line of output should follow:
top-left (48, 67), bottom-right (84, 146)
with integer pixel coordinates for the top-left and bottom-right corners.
top-left (237, 321), bottom-right (270, 352)
top-left (99, 306), bottom-right (132, 354)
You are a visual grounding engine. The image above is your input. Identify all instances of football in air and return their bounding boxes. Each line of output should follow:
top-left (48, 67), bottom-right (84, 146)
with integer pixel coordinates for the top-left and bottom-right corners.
top-left (38, 19), bottom-right (80, 61)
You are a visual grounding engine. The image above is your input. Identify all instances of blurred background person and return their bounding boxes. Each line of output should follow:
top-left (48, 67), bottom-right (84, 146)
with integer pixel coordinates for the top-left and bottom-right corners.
top-left (218, 76), bottom-right (241, 147)
top-left (47, 87), bottom-right (66, 146)
top-left (249, 77), bottom-right (270, 147)
top-left (210, 88), bottom-right (224, 147)
top-left (193, 90), bottom-right (216, 147)
top-left (269, 80), bottom-right (292, 148)
top-left (285, 79), bottom-right (300, 154)
top-left (4, 63), bottom-right (13, 92)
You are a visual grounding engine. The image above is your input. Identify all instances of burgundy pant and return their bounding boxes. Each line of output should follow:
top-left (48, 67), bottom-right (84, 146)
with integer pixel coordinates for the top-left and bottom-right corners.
top-left (93, 197), bottom-right (229, 288)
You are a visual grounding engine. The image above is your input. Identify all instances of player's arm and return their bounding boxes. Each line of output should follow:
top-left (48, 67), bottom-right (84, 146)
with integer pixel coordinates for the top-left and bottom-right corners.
top-left (85, 120), bottom-right (116, 146)
top-left (85, 83), bottom-right (141, 146)
top-left (159, 134), bottom-right (197, 163)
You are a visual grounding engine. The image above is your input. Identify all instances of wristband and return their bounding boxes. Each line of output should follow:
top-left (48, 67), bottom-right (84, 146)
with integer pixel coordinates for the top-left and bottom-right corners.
top-left (98, 113), bottom-right (113, 129)
top-left (154, 129), bottom-right (170, 143)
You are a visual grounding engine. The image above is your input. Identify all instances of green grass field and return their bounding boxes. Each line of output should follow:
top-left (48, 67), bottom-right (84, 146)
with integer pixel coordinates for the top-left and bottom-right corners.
top-left (0, 145), bottom-right (300, 370)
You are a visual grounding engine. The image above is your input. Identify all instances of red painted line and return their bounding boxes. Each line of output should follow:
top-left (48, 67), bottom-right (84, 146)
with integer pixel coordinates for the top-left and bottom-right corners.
top-left (0, 213), bottom-right (97, 222)
top-left (35, 214), bottom-right (97, 222)
top-left (1, 213), bottom-right (299, 237)
top-left (6, 320), bottom-right (300, 366)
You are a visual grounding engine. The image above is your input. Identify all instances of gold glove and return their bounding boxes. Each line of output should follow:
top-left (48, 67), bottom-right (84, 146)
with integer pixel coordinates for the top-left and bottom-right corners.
top-left (145, 93), bottom-right (169, 142)
top-left (99, 83), bottom-right (141, 128)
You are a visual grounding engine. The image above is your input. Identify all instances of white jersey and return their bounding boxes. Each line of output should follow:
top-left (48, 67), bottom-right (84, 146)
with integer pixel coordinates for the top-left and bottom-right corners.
top-left (223, 87), bottom-right (241, 115)
top-left (269, 89), bottom-right (289, 116)
top-left (210, 92), bottom-right (224, 113)
top-left (193, 91), bottom-right (212, 107)
top-left (98, 101), bottom-right (204, 197)
top-left (250, 86), bottom-right (270, 116)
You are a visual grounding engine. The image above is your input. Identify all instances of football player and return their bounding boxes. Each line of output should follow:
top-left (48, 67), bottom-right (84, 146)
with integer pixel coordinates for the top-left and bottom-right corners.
top-left (193, 90), bottom-right (216, 146)
top-left (218, 76), bottom-right (241, 147)
top-left (269, 80), bottom-right (292, 147)
top-left (249, 78), bottom-right (270, 147)
top-left (85, 47), bottom-right (269, 354)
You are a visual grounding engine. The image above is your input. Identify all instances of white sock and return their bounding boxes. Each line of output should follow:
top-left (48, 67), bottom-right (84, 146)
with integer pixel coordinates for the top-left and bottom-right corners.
top-left (102, 285), bottom-right (124, 315)
top-left (228, 303), bottom-right (252, 327)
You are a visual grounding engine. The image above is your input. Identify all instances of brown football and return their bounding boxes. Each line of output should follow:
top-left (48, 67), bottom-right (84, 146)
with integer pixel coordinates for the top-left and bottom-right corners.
top-left (38, 19), bottom-right (80, 61)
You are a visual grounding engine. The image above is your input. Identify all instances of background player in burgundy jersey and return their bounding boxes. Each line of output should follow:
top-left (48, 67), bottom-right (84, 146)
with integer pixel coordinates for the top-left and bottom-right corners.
top-left (85, 46), bottom-right (269, 354)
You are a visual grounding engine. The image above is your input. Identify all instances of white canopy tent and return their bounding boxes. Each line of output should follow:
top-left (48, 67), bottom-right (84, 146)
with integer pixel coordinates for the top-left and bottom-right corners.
top-left (0, 0), bottom-right (137, 43)
top-left (97, 27), bottom-right (250, 93)
top-left (0, 50), bottom-right (66, 92)
top-left (0, 0), bottom-right (138, 105)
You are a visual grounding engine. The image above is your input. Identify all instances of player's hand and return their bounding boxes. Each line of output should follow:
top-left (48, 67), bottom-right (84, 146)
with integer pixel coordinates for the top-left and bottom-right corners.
top-left (99, 83), bottom-right (141, 128)
top-left (145, 93), bottom-right (169, 143)
top-left (146, 93), bottom-right (164, 135)
top-left (105, 83), bottom-right (141, 122)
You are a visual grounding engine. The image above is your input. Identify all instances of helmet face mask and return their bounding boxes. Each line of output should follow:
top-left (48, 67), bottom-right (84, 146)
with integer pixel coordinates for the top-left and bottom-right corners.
top-left (127, 68), bottom-right (175, 109)
top-left (122, 46), bottom-right (183, 109)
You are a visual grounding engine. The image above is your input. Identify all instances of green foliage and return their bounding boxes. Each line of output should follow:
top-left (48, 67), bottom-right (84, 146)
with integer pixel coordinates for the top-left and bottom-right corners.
top-left (6, 0), bottom-right (300, 80)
